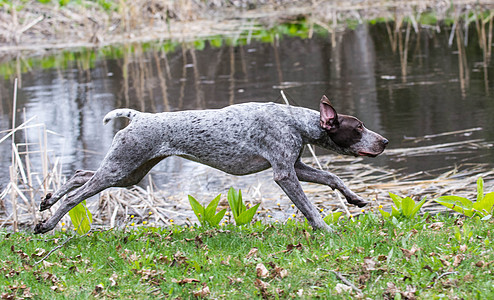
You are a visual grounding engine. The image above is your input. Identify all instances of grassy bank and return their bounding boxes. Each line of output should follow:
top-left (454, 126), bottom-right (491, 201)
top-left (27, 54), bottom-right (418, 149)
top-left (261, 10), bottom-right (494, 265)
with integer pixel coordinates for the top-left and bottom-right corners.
top-left (1, 213), bottom-right (493, 298)
top-left (1, 0), bottom-right (493, 54)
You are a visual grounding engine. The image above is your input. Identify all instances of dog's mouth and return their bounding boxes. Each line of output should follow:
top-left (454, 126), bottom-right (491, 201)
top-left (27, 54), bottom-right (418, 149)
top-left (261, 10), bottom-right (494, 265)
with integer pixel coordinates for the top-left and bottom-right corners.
top-left (358, 151), bottom-right (380, 158)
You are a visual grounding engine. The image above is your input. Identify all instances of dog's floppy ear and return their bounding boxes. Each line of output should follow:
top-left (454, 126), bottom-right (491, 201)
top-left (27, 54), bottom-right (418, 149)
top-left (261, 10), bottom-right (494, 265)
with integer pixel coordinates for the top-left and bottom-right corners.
top-left (319, 95), bottom-right (339, 130)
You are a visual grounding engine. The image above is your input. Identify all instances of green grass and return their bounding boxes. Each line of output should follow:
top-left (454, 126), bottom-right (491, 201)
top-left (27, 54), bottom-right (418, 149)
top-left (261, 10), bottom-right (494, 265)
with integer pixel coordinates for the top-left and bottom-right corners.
top-left (1, 213), bottom-right (493, 299)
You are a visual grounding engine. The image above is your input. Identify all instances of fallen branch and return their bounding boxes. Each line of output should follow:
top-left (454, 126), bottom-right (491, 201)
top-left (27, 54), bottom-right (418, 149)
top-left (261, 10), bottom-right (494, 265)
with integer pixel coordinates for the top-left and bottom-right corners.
top-left (34, 234), bottom-right (75, 266)
top-left (319, 268), bottom-right (362, 294)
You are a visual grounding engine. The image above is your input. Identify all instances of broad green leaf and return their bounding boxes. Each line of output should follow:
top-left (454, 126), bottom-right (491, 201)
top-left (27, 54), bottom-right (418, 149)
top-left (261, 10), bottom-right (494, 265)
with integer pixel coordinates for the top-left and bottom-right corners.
top-left (401, 197), bottom-right (415, 218)
top-left (473, 192), bottom-right (494, 216)
top-left (69, 200), bottom-right (93, 235)
top-left (391, 206), bottom-right (401, 218)
top-left (235, 203), bottom-right (260, 226)
top-left (389, 193), bottom-right (403, 209)
top-left (410, 197), bottom-right (427, 218)
top-left (454, 226), bottom-right (462, 243)
top-left (477, 177), bottom-right (484, 202)
top-left (236, 189), bottom-right (246, 216)
top-left (205, 194), bottom-right (221, 221)
top-left (209, 209), bottom-right (227, 227)
top-left (188, 195), bottom-right (205, 225)
top-left (228, 188), bottom-right (246, 220)
top-left (324, 212), bottom-right (343, 224)
top-left (227, 187), bottom-right (240, 218)
top-left (379, 208), bottom-right (391, 220)
top-left (435, 196), bottom-right (474, 217)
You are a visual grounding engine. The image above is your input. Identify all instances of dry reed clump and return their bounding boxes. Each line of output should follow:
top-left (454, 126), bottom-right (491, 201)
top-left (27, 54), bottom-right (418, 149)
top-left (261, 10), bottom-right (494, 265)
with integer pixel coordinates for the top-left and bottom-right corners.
top-left (1, 0), bottom-right (493, 53)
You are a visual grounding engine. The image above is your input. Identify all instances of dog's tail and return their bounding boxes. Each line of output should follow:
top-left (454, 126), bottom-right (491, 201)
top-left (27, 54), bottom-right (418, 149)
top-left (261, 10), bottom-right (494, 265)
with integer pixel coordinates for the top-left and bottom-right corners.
top-left (103, 109), bottom-right (140, 125)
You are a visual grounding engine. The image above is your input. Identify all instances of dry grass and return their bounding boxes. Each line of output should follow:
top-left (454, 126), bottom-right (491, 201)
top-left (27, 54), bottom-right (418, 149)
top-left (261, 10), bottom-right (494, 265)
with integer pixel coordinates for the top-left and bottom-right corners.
top-left (1, 0), bottom-right (493, 54)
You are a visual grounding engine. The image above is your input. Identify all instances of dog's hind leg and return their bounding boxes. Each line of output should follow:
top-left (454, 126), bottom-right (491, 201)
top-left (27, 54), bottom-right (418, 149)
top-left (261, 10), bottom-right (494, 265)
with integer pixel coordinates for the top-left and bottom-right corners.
top-left (35, 172), bottom-right (114, 234)
top-left (40, 170), bottom-right (95, 211)
top-left (294, 160), bottom-right (368, 207)
top-left (35, 156), bottom-right (166, 234)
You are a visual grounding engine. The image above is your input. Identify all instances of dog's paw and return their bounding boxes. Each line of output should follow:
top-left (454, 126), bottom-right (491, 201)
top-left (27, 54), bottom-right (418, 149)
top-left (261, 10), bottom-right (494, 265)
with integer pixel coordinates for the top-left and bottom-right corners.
top-left (34, 222), bottom-right (46, 234)
top-left (39, 193), bottom-right (52, 211)
top-left (347, 195), bottom-right (368, 207)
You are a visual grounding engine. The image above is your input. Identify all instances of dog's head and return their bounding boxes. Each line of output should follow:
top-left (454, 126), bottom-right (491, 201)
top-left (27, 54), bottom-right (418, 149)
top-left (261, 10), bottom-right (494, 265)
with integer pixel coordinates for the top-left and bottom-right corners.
top-left (319, 95), bottom-right (388, 157)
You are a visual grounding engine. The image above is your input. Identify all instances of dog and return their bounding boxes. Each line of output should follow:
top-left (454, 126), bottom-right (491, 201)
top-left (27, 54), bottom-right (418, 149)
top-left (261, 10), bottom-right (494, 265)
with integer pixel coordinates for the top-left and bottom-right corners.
top-left (34, 95), bottom-right (388, 233)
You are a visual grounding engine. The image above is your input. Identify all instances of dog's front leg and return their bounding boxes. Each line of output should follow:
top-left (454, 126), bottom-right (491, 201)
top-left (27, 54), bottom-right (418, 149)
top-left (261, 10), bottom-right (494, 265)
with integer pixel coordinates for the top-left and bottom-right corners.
top-left (272, 166), bottom-right (332, 231)
top-left (294, 160), bottom-right (368, 207)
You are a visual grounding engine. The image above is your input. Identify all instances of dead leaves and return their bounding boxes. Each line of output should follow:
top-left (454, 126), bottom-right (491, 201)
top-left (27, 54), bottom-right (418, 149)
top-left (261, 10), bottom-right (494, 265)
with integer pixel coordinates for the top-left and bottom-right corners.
top-left (246, 247), bottom-right (259, 259)
top-left (400, 245), bottom-right (420, 259)
top-left (172, 278), bottom-right (200, 284)
top-left (171, 278), bottom-right (209, 298)
top-left (256, 263), bottom-right (269, 278)
top-left (383, 282), bottom-right (417, 300)
top-left (256, 262), bottom-right (288, 280)
top-left (252, 262), bottom-right (289, 298)
top-left (10, 245), bottom-right (29, 260)
top-left (254, 278), bottom-right (270, 296)
top-left (1, 283), bottom-right (34, 299)
top-left (192, 284), bottom-right (210, 297)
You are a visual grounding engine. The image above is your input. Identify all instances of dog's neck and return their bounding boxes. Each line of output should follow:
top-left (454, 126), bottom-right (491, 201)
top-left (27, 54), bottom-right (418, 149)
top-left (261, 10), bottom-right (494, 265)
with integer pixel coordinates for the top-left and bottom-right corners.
top-left (293, 109), bottom-right (354, 157)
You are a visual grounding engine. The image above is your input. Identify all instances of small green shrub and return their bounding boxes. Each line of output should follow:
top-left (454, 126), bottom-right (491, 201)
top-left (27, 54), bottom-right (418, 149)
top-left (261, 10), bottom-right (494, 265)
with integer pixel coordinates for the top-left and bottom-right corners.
top-left (227, 187), bottom-right (260, 226)
top-left (435, 177), bottom-right (494, 220)
top-left (188, 194), bottom-right (226, 227)
top-left (379, 193), bottom-right (426, 220)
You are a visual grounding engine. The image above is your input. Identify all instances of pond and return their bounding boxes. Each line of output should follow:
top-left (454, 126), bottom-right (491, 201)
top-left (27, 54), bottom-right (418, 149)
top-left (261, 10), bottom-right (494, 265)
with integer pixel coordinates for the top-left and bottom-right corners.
top-left (0, 21), bottom-right (493, 221)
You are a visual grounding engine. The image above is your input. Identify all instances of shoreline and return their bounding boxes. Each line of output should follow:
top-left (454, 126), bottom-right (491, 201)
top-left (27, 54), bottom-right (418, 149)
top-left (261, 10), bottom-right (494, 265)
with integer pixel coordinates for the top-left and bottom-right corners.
top-left (1, 0), bottom-right (493, 56)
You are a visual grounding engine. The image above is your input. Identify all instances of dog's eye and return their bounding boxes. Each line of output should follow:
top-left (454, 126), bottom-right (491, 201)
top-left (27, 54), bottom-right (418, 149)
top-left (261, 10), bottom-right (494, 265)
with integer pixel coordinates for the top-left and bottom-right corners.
top-left (356, 123), bottom-right (363, 131)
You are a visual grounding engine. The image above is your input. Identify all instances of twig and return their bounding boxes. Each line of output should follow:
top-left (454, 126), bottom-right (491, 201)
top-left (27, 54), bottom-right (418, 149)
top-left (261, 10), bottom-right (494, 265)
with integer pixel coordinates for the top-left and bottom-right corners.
top-left (19, 15), bottom-right (44, 34)
top-left (433, 271), bottom-right (459, 285)
top-left (34, 235), bottom-right (75, 266)
top-left (11, 78), bottom-right (18, 232)
top-left (319, 268), bottom-right (362, 294)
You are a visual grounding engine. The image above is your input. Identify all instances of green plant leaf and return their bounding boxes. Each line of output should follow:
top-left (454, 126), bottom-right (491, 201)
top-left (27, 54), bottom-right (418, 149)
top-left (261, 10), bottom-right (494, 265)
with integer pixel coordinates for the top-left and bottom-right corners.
top-left (378, 208), bottom-right (391, 220)
top-left (324, 212), bottom-right (343, 224)
top-left (227, 188), bottom-right (246, 220)
top-left (410, 197), bottom-right (427, 218)
top-left (391, 206), bottom-right (401, 218)
top-left (401, 197), bottom-right (415, 218)
top-left (454, 226), bottom-right (462, 243)
top-left (435, 196), bottom-right (474, 217)
top-left (227, 187), bottom-right (237, 217)
top-left (205, 194), bottom-right (221, 221)
top-left (477, 177), bottom-right (484, 202)
top-left (235, 203), bottom-right (260, 226)
top-left (209, 37), bottom-right (223, 48)
top-left (389, 193), bottom-right (403, 209)
top-left (209, 209), bottom-right (227, 227)
top-left (473, 192), bottom-right (494, 217)
top-left (188, 195), bottom-right (205, 225)
top-left (68, 200), bottom-right (93, 235)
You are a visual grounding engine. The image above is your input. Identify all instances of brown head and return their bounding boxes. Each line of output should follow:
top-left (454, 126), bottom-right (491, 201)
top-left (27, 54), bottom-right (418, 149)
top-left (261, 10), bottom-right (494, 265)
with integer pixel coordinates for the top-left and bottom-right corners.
top-left (319, 95), bottom-right (388, 157)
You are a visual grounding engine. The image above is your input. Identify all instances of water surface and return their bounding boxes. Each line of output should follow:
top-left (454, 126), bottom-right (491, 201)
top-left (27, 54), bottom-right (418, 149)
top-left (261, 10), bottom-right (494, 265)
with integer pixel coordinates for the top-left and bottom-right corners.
top-left (1, 23), bottom-right (493, 198)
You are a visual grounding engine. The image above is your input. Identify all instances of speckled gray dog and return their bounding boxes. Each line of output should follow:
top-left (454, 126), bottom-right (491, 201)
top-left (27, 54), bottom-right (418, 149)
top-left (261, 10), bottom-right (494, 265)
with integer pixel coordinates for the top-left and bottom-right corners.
top-left (35, 95), bottom-right (388, 234)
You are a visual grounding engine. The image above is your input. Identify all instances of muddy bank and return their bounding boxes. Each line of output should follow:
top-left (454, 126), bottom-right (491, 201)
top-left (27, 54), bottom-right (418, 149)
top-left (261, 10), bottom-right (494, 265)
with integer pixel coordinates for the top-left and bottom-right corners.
top-left (1, 0), bottom-right (493, 56)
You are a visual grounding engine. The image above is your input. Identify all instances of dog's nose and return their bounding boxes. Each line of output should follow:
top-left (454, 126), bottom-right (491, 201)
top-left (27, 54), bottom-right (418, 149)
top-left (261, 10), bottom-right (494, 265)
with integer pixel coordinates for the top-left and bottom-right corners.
top-left (382, 139), bottom-right (389, 146)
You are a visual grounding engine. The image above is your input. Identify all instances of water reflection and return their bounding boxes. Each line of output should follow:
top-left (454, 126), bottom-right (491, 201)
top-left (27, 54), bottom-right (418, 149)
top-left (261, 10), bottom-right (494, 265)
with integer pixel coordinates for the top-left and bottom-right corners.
top-left (0, 22), bottom-right (493, 192)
